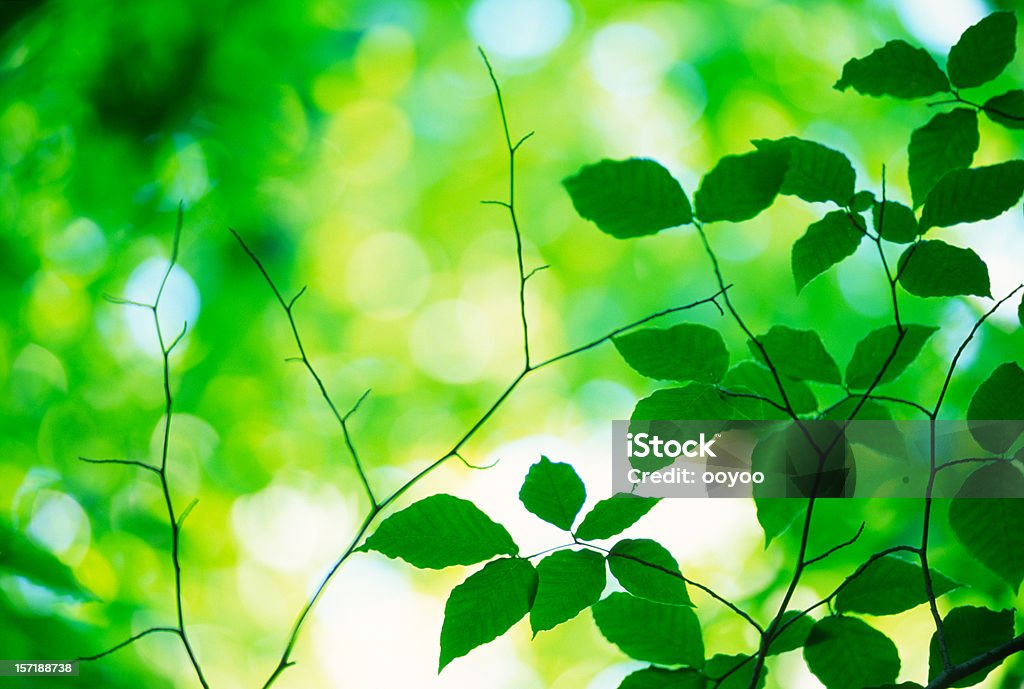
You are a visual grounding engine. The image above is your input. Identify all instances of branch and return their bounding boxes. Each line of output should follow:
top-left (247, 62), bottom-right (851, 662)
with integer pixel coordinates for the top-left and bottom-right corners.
top-left (925, 633), bottom-right (1024, 689)
top-left (78, 456), bottom-right (160, 476)
top-left (76, 627), bottom-right (180, 662)
top-left (804, 522), bottom-right (865, 567)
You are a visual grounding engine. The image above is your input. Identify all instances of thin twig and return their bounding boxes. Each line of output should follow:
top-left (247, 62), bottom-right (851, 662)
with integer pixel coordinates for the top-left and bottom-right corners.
top-left (804, 522), bottom-right (865, 567)
top-left (78, 456), bottom-right (161, 476)
top-left (76, 627), bottom-right (180, 662)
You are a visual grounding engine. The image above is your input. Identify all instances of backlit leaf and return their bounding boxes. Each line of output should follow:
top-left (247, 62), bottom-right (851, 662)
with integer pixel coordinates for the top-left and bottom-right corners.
top-left (836, 554), bottom-right (958, 615)
top-left (753, 137), bottom-right (856, 205)
top-left (920, 161), bottom-right (1024, 231)
top-left (835, 40), bottom-right (949, 99)
top-left (967, 362), bottom-right (1024, 454)
top-left (618, 667), bottom-right (703, 689)
top-left (947, 11), bottom-right (1017, 89)
top-left (984, 90), bottom-right (1024, 130)
top-left (767, 611), bottom-right (816, 656)
top-left (804, 616), bottom-right (900, 689)
top-left (722, 361), bottom-right (818, 414)
top-left (530, 549), bottom-right (605, 634)
top-left (908, 109), bottom-right (979, 208)
top-left (750, 325), bottom-right (841, 384)
top-left (592, 592), bottom-right (703, 666)
top-left (928, 606), bottom-right (1014, 687)
top-left (614, 323), bottom-right (729, 384)
top-left (0, 522), bottom-right (94, 600)
top-left (519, 456), bottom-right (586, 531)
top-left (574, 495), bottom-right (659, 541)
top-left (607, 538), bottom-right (691, 606)
top-left (845, 324), bottom-right (938, 390)
top-left (706, 654), bottom-right (767, 689)
top-left (897, 240), bottom-right (990, 298)
top-left (694, 149), bottom-right (788, 223)
top-left (791, 210), bottom-right (864, 291)
top-left (872, 201), bottom-right (919, 243)
top-left (563, 158), bottom-right (692, 238)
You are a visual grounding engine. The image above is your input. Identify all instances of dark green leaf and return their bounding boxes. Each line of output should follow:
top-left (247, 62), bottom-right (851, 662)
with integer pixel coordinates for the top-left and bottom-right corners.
top-left (0, 522), bottom-right (93, 600)
top-left (519, 456), bottom-right (586, 531)
top-left (850, 191), bottom-right (876, 212)
top-left (618, 667), bottom-right (703, 689)
top-left (836, 554), bottom-right (958, 615)
top-left (750, 325), bottom-right (841, 384)
top-left (563, 158), bottom-right (692, 238)
top-left (608, 538), bottom-right (691, 606)
top-left (574, 495), bottom-right (659, 541)
top-left (1019, 293), bottom-right (1024, 327)
top-left (967, 362), bottom-right (1024, 454)
top-left (872, 201), bottom-right (919, 243)
top-left (722, 361), bottom-right (818, 414)
top-left (632, 384), bottom-right (748, 423)
top-left (834, 40), bottom-right (949, 99)
top-left (592, 592), bottom-right (703, 666)
top-left (706, 654), bottom-right (767, 689)
top-left (358, 494), bottom-right (517, 568)
top-left (791, 211), bottom-right (864, 291)
top-left (804, 616), bottom-right (900, 689)
top-left (821, 398), bottom-right (905, 457)
top-left (845, 324), bottom-right (938, 389)
top-left (897, 240), bottom-right (990, 298)
top-left (754, 498), bottom-right (804, 547)
top-left (767, 611), bottom-right (816, 655)
top-left (752, 137), bottom-right (856, 205)
top-left (928, 606), bottom-right (1014, 687)
top-left (439, 558), bottom-right (537, 670)
top-left (614, 324), bottom-right (729, 384)
top-left (984, 89), bottom-right (1024, 130)
top-left (694, 149), bottom-right (788, 223)
top-left (947, 12), bottom-right (1017, 89)
top-left (908, 109), bottom-right (979, 208)
top-left (530, 549), bottom-right (605, 634)
top-left (949, 462), bottom-right (1024, 590)
top-left (920, 161), bottom-right (1024, 230)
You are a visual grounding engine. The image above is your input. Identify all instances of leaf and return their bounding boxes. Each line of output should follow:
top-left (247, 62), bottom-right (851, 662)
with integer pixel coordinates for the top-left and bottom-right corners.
top-left (530, 549), bottom-right (605, 634)
top-left (804, 616), bottom-right (901, 689)
top-left (607, 538), bottom-right (691, 606)
top-left (920, 161), bottom-right (1024, 231)
top-left (722, 361), bottom-right (818, 414)
top-left (908, 109), bottom-right (979, 208)
top-left (574, 495), bottom-right (659, 541)
top-left (834, 40), bottom-right (949, 99)
top-left (752, 137), bottom-right (856, 205)
top-left (706, 654), bottom-right (767, 689)
top-left (872, 201), bottom-right (919, 244)
top-left (750, 325), bottom-right (841, 384)
top-left (1019, 293), bottom-right (1024, 328)
top-left (845, 324), bottom-right (938, 390)
top-left (791, 211), bottom-right (864, 291)
top-left (0, 522), bottom-right (93, 600)
top-left (984, 89), bottom-right (1024, 130)
top-left (614, 324), bottom-right (729, 384)
top-left (767, 611), bottom-right (815, 655)
top-left (754, 498), bottom-right (805, 547)
top-left (632, 384), bottom-right (747, 425)
top-left (836, 554), bottom-right (959, 615)
top-left (694, 149), bottom-right (788, 223)
top-left (967, 362), bottom-right (1024, 454)
top-left (850, 191), bottom-right (876, 212)
top-left (358, 494), bottom-right (517, 568)
top-left (948, 461), bottom-right (1024, 590)
top-left (439, 558), bottom-right (537, 670)
top-left (563, 158), bottom-right (692, 238)
top-left (821, 398), bottom-right (905, 457)
top-left (928, 606), bottom-right (1014, 687)
top-left (591, 592), bottom-right (703, 666)
top-left (897, 240), bottom-right (990, 298)
top-left (618, 667), bottom-right (704, 689)
top-left (519, 456), bottom-right (586, 531)
top-left (947, 12), bottom-right (1017, 89)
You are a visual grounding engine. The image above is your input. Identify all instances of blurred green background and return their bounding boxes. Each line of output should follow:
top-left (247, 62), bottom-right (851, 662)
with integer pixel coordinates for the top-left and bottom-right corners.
top-left (1, 0), bottom-right (1023, 687)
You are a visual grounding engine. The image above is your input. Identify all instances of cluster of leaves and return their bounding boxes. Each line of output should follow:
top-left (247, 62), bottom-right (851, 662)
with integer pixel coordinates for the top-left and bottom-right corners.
top-left (354, 11), bottom-right (1024, 689)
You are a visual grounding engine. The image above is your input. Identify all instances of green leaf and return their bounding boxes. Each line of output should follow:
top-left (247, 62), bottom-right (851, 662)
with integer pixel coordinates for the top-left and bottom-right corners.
top-left (607, 538), bottom-right (691, 606)
top-left (836, 554), bottom-right (959, 615)
top-left (791, 211), bottom-right (864, 292)
top-left (834, 40), bottom-right (949, 99)
top-left (706, 654), bottom-right (767, 689)
top-left (850, 191), bottom-right (876, 212)
top-left (592, 592), bottom-right (703, 666)
top-left (920, 161), bottom-right (1024, 230)
top-left (908, 109), bottom-right (979, 208)
top-left (754, 498), bottom-right (805, 547)
top-left (694, 149), bottom-right (788, 223)
top-left (767, 611), bottom-right (816, 655)
top-left (618, 667), bottom-right (704, 689)
top-left (563, 158), bottom-right (692, 238)
top-left (358, 494), bottom-right (517, 568)
top-left (928, 606), bottom-right (1014, 687)
top-left (845, 324), bottom-right (938, 390)
top-left (897, 240), bottom-right (990, 298)
top-left (967, 362), bottom-right (1024, 454)
top-left (750, 325), bottom-right (841, 384)
top-left (614, 324), bottom-right (729, 384)
top-left (574, 495), bottom-right (659, 541)
top-left (438, 558), bottom-right (537, 670)
top-left (519, 456), bottom-right (586, 531)
top-left (530, 549), bottom-right (605, 635)
top-left (752, 137), bottom-right (856, 205)
top-left (722, 361), bottom-right (818, 414)
top-left (1019, 293), bottom-right (1024, 327)
top-left (0, 522), bottom-right (93, 600)
top-left (804, 616), bottom-right (900, 689)
top-left (872, 201), bottom-right (919, 244)
top-left (949, 461), bottom-right (1024, 590)
top-left (821, 398), bottom-right (905, 457)
top-left (632, 384), bottom-right (748, 423)
top-left (947, 11), bottom-right (1017, 89)
top-left (984, 90), bottom-right (1024, 130)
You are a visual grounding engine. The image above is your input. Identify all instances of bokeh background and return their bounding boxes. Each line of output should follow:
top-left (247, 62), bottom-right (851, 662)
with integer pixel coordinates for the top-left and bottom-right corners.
top-left (2, 0), bottom-right (1023, 687)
